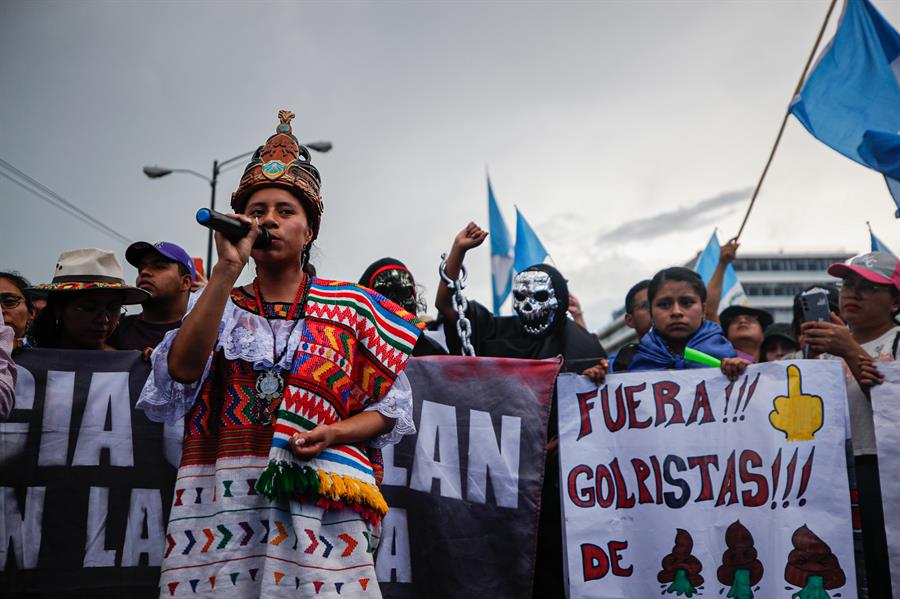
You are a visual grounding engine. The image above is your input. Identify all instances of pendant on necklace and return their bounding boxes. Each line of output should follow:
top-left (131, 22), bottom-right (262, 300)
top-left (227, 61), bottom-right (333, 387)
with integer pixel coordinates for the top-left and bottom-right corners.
top-left (256, 368), bottom-right (284, 400)
top-left (251, 368), bottom-right (284, 426)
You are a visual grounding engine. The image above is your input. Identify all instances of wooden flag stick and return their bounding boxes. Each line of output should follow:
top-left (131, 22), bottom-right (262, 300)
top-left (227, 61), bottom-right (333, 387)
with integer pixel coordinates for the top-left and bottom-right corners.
top-left (734, 0), bottom-right (839, 241)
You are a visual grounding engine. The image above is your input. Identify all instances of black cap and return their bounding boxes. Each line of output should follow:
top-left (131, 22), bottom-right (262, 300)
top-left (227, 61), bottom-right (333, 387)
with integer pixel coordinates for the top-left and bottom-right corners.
top-left (760, 322), bottom-right (800, 361)
top-left (720, 305), bottom-right (774, 333)
top-left (762, 322), bottom-right (797, 345)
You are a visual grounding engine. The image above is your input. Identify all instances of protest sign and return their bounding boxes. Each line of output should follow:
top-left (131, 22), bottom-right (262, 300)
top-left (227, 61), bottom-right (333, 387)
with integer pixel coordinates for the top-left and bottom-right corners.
top-left (557, 361), bottom-right (856, 599)
top-left (872, 360), bottom-right (900, 588)
top-left (377, 356), bottom-right (561, 599)
top-left (1, 349), bottom-right (180, 598)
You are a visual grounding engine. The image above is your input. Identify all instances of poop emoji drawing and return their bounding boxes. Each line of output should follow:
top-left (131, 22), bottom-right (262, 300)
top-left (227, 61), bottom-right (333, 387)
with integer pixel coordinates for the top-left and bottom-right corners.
top-left (657, 529), bottom-right (704, 596)
top-left (769, 365), bottom-right (824, 441)
top-left (784, 525), bottom-right (846, 599)
top-left (717, 521), bottom-right (764, 599)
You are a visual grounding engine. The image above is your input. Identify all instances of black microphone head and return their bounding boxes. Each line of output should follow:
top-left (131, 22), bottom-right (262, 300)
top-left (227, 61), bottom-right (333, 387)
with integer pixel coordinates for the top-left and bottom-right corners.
top-left (252, 227), bottom-right (273, 250)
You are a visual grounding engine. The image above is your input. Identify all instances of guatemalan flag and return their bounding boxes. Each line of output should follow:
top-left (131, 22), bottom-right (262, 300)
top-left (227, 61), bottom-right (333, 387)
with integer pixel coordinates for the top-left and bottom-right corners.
top-left (870, 223), bottom-right (897, 256)
top-left (790, 0), bottom-right (900, 216)
top-left (488, 175), bottom-right (514, 315)
top-left (694, 231), bottom-right (749, 309)
top-left (513, 207), bottom-right (549, 273)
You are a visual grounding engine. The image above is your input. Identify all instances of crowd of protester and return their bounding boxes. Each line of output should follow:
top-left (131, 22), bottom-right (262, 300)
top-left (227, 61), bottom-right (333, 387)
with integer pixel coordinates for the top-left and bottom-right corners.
top-left (2, 113), bottom-right (898, 598)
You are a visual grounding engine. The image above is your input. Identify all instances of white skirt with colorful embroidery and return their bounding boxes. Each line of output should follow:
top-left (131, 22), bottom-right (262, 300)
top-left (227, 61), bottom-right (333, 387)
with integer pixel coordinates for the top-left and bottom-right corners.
top-left (158, 456), bottom-right (381, 599)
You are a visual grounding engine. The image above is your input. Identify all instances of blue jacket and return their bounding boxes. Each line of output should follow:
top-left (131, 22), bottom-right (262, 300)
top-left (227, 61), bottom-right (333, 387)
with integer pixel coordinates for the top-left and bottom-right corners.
top-left (627, 320), bottom-right (736, 372)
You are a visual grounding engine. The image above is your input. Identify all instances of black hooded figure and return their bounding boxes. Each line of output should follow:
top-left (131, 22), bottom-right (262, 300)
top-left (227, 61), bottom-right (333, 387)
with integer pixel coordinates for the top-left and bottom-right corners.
top-left (443, 263), bottom-right (605, 599)
top-left (358, 257), bottom-right (447, 357)
top-left (444, 263), bottom-right (605, 370)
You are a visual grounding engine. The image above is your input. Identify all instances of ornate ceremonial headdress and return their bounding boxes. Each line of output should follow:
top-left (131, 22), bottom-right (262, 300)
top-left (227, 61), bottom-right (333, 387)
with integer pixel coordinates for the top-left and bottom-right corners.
top-left (231, 110), bottom-right (324, 239)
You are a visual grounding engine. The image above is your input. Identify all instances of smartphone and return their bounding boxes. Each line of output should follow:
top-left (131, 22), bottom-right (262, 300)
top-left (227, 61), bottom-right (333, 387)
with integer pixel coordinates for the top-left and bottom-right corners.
top-left (800, 288), bottom-right (831, 323)
top-left (192, 257), bottom-right (205, 279)
top-left (800, 288), bottom-right (830, 359)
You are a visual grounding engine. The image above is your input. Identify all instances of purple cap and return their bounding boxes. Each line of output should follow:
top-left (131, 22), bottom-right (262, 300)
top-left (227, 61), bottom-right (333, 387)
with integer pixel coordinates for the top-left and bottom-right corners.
top-left (126, 241), bottom-right (196, 281)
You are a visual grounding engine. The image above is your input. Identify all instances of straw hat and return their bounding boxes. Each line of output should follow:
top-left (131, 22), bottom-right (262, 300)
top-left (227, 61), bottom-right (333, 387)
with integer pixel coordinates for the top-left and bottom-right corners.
top-left (28, 248), bottom-right (149, 304)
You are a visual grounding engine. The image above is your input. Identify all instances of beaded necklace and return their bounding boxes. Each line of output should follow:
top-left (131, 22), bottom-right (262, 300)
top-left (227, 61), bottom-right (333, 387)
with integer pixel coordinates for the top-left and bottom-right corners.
top-left (251, 274), bottom-right (307, 424)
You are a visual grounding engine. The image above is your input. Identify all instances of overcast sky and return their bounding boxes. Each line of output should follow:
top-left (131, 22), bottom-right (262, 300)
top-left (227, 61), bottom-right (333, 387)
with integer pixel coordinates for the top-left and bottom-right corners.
top-left (2, 0), bottom-right (898, 329)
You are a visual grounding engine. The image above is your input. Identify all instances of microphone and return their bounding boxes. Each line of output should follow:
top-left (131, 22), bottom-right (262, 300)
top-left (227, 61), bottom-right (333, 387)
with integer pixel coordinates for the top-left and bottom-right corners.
top-left (196, 209), bottom-right (272, 249)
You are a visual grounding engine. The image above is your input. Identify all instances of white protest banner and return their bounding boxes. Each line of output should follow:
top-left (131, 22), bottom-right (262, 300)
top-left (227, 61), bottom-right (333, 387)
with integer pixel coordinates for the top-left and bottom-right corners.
top-left (557, 360), bottom-right (856, 599)
top-left (872, 361), bottom-right (900, 588)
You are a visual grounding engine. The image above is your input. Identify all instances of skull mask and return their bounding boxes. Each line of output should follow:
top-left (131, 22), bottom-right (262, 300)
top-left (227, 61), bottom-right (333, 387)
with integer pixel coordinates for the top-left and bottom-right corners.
top-left (371, 268), bottom-right (418, 314)
top-left (513, 270), bottom-right (559, 335)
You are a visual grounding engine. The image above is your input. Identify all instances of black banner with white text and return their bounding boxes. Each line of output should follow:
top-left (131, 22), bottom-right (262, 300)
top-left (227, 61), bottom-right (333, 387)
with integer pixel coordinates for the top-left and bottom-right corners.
top-left (376, 356), bottom-right (560, 599)
top-left (0, 349), bottom-right (179, 598)
top-left (1, 351), bottom-right (559, 598)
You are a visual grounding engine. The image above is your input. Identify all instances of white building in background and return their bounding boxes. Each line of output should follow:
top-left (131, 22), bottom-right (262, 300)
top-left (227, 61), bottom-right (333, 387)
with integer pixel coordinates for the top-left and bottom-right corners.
top-left (596, 251), bottom-right (854, 353)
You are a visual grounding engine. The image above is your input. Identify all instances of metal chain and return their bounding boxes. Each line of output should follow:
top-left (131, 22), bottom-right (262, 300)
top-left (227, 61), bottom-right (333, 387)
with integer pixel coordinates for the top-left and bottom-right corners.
top-left (439, 252), bottom-right (475, 356)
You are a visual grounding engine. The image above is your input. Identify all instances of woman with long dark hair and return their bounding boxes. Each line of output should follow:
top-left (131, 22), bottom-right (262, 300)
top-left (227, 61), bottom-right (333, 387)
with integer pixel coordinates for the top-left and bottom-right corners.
top-left (137, 112), bottom-right (422, 598)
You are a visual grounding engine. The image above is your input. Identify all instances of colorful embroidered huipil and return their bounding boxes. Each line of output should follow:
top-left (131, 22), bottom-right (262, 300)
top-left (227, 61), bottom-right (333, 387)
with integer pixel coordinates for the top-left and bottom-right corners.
top-left (256, 280), bottom-right (423, 521)
top-left (137, 280), bottom-right (421, 598)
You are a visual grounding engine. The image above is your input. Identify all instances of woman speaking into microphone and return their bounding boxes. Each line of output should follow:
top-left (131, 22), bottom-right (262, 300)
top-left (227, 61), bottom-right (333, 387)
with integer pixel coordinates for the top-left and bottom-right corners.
top-left (138, 111), bottom-right (422, 598)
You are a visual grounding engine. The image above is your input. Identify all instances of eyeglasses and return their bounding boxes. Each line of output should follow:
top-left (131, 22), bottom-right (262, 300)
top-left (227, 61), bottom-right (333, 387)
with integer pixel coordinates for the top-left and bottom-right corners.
top-left (0, 294), bottom-right (25, 310)
top-left (71, 304), bottom-right (126, 319)
top-left (837, 279), bottom-right (891, 298)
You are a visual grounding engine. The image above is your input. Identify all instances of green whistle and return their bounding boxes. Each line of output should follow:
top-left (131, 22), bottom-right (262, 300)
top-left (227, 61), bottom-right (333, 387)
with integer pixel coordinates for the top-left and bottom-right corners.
top-left (683, 347), bottom-right (721, 368)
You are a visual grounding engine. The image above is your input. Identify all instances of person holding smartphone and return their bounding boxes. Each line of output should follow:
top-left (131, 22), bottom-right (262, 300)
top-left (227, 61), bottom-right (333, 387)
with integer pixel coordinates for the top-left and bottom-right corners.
top-left (800, 251), bottom-right (900, 599)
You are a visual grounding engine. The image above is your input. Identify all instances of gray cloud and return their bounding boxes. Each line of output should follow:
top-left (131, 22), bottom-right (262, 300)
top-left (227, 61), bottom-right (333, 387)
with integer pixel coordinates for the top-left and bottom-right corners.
top-left (1, 0), bottom-right (891, 314)
top-left (594, 187), bottom-right (753, 244)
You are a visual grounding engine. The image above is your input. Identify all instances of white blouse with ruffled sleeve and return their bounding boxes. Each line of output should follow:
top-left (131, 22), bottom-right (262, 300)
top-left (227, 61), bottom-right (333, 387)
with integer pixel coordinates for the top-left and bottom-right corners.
top-left (136, 292), bottom-right (415, 447)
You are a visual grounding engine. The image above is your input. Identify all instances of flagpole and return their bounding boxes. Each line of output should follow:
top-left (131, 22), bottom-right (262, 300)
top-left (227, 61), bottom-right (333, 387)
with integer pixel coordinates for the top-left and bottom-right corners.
top-left (734, 0), bottom-right (839, 241)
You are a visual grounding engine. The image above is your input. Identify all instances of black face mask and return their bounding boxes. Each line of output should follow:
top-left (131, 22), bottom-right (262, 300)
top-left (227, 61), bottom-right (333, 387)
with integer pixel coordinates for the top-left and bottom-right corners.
top-left (371, 269), bottom-right (417, 314)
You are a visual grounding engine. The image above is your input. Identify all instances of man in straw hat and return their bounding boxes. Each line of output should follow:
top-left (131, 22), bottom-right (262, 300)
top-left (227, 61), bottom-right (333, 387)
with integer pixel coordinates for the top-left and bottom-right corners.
top-left (137, 111), bottom-right (423, 598)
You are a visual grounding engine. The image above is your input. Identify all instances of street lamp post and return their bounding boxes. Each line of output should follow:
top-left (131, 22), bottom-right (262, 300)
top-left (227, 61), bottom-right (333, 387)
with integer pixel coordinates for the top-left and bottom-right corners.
top-left (143, 142), bottom-right (331, 273)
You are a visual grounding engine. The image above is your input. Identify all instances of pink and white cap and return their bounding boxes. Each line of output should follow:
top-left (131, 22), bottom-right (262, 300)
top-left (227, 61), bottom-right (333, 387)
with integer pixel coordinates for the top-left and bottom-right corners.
top-left (827, 251), bottom-right (900, 291)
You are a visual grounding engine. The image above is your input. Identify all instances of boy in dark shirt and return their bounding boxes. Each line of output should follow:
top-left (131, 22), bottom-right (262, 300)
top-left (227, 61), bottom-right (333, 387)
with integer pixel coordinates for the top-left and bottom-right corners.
top-left (111, 241), bottom-right (195, 352)
top-left (611, 279), bottom-right (651, 372)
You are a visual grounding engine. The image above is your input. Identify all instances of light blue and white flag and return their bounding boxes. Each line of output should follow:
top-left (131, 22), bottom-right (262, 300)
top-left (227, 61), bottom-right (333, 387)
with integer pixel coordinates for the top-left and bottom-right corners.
top-left (790, 0), bottom-right (900, 216)
top-left (487, 175), bottom-right (514, 315)
top-left (870, 223), bottom-right (897, 256)
top-left (694, 231), bottom-right (749, 308)
top-left (513, 207), bottom-right (549, 272)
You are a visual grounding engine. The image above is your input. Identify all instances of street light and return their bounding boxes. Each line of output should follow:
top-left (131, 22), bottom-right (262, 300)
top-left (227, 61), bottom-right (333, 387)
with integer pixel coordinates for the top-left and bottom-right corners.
top-left (143, 142), bottom-right (331, 273)
top-left (142, 166), bottom-right (172, 178)
top-left (305, 141), bottom-right (332, 153)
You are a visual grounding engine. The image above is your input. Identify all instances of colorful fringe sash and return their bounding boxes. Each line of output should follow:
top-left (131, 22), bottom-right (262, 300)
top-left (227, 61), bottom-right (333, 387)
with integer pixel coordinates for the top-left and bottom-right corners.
top-left (256, 280), bottom-right (422, 523)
